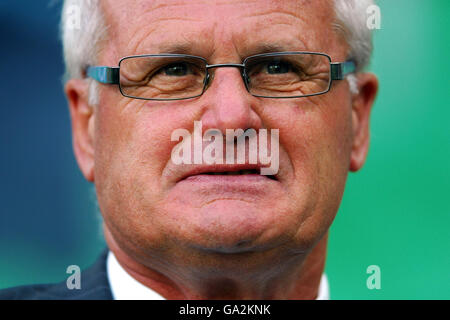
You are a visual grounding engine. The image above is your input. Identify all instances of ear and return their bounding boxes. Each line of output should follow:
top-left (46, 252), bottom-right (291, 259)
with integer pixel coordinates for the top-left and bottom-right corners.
top-left (65, 79), bottom-right (96, 182)
top-left (349, 73), bottom-right (378, 172)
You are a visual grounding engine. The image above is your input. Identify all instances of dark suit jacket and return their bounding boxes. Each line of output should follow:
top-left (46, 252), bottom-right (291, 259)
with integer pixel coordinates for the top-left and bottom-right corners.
top-left (0, 249), bottom-right (113, 300)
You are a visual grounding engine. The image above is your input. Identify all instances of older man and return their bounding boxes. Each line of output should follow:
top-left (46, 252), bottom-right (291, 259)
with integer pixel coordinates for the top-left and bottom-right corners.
top-left (1, 0), bottom-right (377, 300)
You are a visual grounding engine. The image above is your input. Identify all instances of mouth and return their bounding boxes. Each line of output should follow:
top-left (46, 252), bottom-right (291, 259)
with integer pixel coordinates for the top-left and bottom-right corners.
top-left (178, 166), bottom-right (278, 182)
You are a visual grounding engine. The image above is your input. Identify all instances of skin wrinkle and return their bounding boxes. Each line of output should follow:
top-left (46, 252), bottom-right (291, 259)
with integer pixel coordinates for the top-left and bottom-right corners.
top-left (240, 9), bottom-right (307, 22)
top-left (119, 3), bottom-right (316, 62)
top-left (66, 0), bottom-right (377, 299)
top-left (139, 0), bottom-right (209, 12)
top-left (129, 18), bottom-right (208, 55)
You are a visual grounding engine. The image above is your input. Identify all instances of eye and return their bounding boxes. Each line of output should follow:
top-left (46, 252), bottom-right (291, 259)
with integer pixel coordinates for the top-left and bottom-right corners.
top-left (266, 60), bottom-right (291, 74)
top-left (163, 62), bottom-right (189, 76)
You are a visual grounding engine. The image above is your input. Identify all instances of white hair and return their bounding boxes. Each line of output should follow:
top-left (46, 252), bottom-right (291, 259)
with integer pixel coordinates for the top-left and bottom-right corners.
top-left (333, 0), bottom-right (376, 93)
top-left (61, 0), bottom-right (105, 105)
top-left (61, 0), bottom-right (375, 99)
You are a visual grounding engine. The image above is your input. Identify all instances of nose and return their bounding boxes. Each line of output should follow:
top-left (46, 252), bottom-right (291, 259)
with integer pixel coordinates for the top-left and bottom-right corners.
top-left (200, 67), bottom-right (262, 134)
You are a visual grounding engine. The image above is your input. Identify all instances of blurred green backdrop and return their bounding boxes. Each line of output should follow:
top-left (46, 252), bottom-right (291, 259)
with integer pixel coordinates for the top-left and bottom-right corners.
top-left (326, 0), bottom-right (450, 299)
top-left (0, 0), bottom-right (449, 299)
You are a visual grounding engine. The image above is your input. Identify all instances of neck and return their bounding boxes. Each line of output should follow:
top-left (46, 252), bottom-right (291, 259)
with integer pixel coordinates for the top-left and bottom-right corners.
top-left (104, 225), bottom-right (328, 299)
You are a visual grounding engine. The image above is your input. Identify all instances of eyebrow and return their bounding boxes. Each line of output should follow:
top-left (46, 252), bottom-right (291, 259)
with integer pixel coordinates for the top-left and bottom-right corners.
top-left (150, 41), bottom-right (307, 60)
top-left (156, 43), bottom-right (201, 55)
top-left (252, 43), bottom-right (291, 54)
top-left (249, 40), bottom-right (310, 55)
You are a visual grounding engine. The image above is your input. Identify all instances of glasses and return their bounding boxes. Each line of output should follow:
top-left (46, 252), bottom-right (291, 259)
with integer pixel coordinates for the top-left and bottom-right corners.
top-left (86, 52), bottom-right (355, 101)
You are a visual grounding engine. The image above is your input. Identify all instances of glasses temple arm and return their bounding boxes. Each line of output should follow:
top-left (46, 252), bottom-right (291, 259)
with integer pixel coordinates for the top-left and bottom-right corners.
top-left (86, 66), bottom-right (120, 84)
top-left (331, 60), bottom-right (356, 80)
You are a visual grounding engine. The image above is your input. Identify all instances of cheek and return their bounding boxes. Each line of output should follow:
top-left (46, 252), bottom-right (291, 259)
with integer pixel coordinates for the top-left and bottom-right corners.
top-left (313, 94), bottom-right (354, 216)
top-left (320, 90), bottom-right (354, 166)
top-left (278, 93), bottom-right (353, 180)
top-left (276, 93), bottom-right (353, 243)
top-left (94, 91), bottom-right (190, 185)
top-left (92, 94), bottom-right (200, 240)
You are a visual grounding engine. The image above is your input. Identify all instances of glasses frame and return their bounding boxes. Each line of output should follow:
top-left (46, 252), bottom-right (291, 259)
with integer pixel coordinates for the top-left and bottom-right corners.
top-left (86, 51), bottom-right (356, 101)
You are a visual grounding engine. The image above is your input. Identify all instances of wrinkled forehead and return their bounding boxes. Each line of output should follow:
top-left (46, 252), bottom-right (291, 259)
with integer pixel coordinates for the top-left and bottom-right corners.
top-left (101, 0), bottom-right (340, 62)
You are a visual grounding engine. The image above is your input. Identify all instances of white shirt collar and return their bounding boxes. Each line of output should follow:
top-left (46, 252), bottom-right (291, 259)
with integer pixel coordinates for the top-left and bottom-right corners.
top-left (107, 250), bottom-right (329, 300)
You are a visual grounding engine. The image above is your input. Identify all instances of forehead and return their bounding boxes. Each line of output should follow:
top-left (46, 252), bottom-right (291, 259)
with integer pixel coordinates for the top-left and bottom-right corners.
top-left (102, 0), bottom-right (338, 61)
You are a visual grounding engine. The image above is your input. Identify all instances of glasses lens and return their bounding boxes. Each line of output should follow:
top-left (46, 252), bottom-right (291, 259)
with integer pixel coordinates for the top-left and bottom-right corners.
top-left (244, 53), bottom-right (331, 98)
top-left (119, 56), bottom-right (207, 100)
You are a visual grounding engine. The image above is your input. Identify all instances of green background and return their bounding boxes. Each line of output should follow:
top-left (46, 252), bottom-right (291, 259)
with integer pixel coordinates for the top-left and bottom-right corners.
top-left (1, 0), bottom-right (449, 299)
top-left (326, 0), bottom-right (450, 299)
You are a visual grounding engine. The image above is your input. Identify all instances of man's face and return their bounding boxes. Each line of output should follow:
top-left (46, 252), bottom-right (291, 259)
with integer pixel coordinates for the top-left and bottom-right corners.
top-left (89, 0), bottom-right (360, 271)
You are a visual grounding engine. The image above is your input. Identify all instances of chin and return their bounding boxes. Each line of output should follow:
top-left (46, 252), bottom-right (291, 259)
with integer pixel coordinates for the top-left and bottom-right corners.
top-left (162, 198), bottom-right (298, 255)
